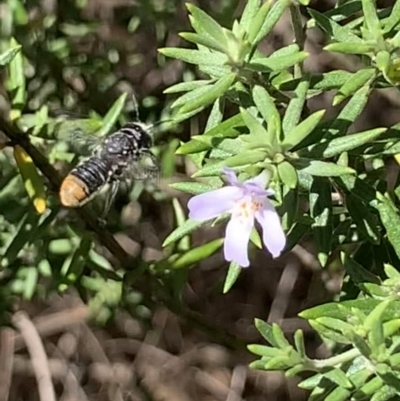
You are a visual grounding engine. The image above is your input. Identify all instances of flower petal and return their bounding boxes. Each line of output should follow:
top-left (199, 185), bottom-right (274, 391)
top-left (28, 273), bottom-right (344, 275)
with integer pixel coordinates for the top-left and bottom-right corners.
top-left (243, 170), bottom-right (274, 197)
top-left (224, 215), bottom-right (253, 267)
top-left (246, 169), bottom-right (271, 188)
top-left (222, 167), bottom-right (239, 186)
top-left (188, 186), bottom-right (243, 221)
top-left (255, 200), bottom-right (286, 258)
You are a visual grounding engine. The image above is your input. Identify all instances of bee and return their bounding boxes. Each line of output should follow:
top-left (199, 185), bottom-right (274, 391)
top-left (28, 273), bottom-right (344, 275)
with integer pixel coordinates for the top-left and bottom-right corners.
top-left (59, 100), bottom-right (160, 218)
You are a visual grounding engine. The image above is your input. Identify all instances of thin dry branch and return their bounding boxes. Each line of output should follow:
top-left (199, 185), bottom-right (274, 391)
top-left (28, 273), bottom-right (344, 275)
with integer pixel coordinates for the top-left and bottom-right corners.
top-left (0, 328), bottom-right (15, 401)
top-left (11, 311), bottom-right (56, 401)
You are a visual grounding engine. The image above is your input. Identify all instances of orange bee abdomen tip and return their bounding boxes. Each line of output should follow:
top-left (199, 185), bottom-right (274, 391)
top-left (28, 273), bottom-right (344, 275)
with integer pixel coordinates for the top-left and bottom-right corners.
top-left (59, 175), bottom-right (89, 207)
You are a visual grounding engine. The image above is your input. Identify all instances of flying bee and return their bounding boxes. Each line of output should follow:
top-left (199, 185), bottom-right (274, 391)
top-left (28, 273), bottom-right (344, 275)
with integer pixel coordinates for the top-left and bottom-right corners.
top-left (59, 99), bottom-right (160, 219)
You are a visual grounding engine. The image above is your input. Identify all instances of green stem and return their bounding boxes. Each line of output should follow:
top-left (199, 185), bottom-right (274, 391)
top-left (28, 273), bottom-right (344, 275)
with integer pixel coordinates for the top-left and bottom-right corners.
top-left (289, 4), bottom-right (305, 78)
top-left (306, 348), bottom-right (361, 370)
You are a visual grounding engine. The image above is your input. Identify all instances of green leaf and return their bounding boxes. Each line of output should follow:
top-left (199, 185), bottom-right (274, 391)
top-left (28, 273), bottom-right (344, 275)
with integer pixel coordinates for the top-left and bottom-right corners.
top-left (383, 0), bottom-right (400, 32)
top-left (0, 45), bottom-right (21, 67)
top-left (170, 181), bottom-right (220, 195)
top-left (97, 93), bottom-right (127, 137)
top-left (320, 128), bottom-right (386, 158)
top-left (163, 219), bottom-right (208, 247)
top-left (295, 159), bottom-right (355, 177)
top-left (308, 320), bottom-right (351, 344)
top-left (294, 329), bottom-right (306, 357)
top-left (333, 68), bottom-right (376, 105)
top-left (324, 386), bottom-right (351, 401)
top-left (279, 187), bottom-right (299, 230)
top-left (324, 1), bottom-right (363, 22)
top-left (278, 70), bottom-right (353, 92)
top-left (330, 84), bottom-right (371, 137)
top-left (252, 84), bottom-right (281, 143)
top-left (179, 32), bottom-right (227, 53)
top-left (205, 97), bottom-right (225, 131)
top-left (249, 51), bottom-right (309, 72)
top-left (0, 210), bottom-right (41, 268)
top-left (240, 0), bottom-right (261, 33)
top-left (300, 298), bottom-right (400, 321)
top-left (223, 261), bottom-right (242, 293)
top-left (269, 44), bottom-right (301, 58)
top-left (164, 79), bottom-right (213, 94)
top-left (22, 267), bottom-right (39, 300)
top-left (247, 344), bottom-right (279, 357)
top-left (64, 236), bottom-right (92, 283)
top-left (171, 238), bottom-right (224, 269)
top-left (282, 75), bottom-right (310, 135)
top-left (370, 384), bottom-right (398, 401)
top-left (324, 42), bottom-right (376, 55)
top-left (277, 161), bottom-right (297, 189)
top-left (176, 113), bottom-right (244, 154)
top-left (310, 177), bottom-right (332, 266)
top-left (193, 149), bottom-right (268, 177)
top-left (7, 37), bottom-right (26, 111)
top-left (365, 300), bottom-right (391, 354)
top-left (13, 145), bottom-right (47, 214)
top-left (240, 107), bottom-right (268, 138)
top-left (158, 48), bottom-right (228, 66)
top-left (384, 263), bottom-right (400, 279)
top-left (299, 373), bottom-right (323, 390)
top-left (198, 63), bottom-right (231, 79)
top-left (346, 194), bottom-right (380, 244)
top-left (335, 175), bottom-right (377, 207)
top-left (315, 316), bottom-right (354, 336)
top-left (355, 377), bottom-right (384, 398)
top-left (271, 323), bottom-right (291, 349)
top-left (253, 0), bottom-right (292, 45)
top-left (186, 3), bottom-right (227, 44)
top-left (254, 318), bottom-right (280, 348)
top-left (263, 355), bottom-right (291, 370)
top-left (325, 369), bottom-right (353, 390)
top-left (247, 1), bottom-right (274, 44)
top-left (361, 0), bottom-right (381, 36)
top-left (171, 84), bottom-right (214, 110)
top-left (308, 9), bottom-right (363, 43)
top-left (179, 72), bottom-right (236, 114)
top-left (197, 136), bottom-right (247, 156)
top-left (374, 193), bottom-right (400, 261)
top-left (281, 110), bottom-right (326, 151)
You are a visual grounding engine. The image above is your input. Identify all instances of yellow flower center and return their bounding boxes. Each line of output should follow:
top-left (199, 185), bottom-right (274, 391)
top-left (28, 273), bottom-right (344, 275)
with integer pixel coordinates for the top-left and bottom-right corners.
top-left (232, 197), bottom-right (263, 220)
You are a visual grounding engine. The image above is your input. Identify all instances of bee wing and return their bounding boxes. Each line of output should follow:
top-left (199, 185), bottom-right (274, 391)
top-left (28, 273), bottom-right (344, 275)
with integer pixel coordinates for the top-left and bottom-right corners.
top-left (55, 119), bottom-right (104, 156)
top-left (68, 130), bottom-right (103, 156)
top-left (123, 150), bottom-right (160, 182)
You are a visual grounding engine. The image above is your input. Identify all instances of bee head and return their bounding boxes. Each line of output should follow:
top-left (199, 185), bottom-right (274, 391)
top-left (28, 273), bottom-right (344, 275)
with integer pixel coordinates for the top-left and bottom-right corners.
top-left (121, 122), bottom-right (153, 150)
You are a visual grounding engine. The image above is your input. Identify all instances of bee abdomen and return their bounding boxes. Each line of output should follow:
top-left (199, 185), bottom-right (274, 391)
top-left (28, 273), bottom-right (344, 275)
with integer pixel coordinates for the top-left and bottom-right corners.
top-left (60, 157), bottom-right (110, 207)
top-left (59, 175), bottom-right (90, 207)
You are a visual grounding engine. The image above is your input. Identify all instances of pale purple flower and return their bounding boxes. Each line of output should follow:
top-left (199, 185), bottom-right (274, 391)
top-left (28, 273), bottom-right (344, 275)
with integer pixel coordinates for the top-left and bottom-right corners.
top-left (188, 168), bottom-right (286, 267)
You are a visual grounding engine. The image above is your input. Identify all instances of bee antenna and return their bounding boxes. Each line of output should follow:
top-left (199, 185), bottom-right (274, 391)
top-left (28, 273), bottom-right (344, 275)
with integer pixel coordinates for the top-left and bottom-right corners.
top-left (147, 118), bottom-right (174, 131)
top-left (131, 92), bottom-right (140, 122)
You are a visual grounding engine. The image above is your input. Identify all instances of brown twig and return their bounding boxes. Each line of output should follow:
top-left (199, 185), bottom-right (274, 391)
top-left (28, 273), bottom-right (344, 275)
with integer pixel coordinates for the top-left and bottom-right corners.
top-left (13, 305), bottom-right (89, 351)
top-left (11, 311), bottom-right (56, 401)
top-left (0, 328), bottom-right (15, 401)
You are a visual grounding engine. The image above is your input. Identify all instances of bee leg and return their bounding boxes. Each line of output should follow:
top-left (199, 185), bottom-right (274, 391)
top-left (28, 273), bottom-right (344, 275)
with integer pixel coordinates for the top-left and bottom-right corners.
top-left (100, 180), bottom-right (120, 223)
top-left (97, 217), bottom-right (107, 227)
top-left (140, 149), bottom-right (161, 179)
